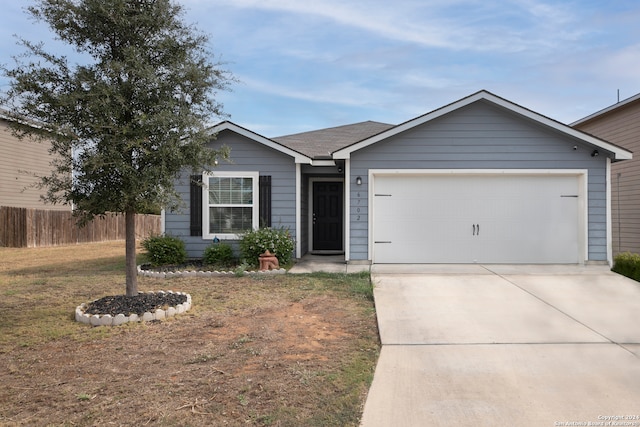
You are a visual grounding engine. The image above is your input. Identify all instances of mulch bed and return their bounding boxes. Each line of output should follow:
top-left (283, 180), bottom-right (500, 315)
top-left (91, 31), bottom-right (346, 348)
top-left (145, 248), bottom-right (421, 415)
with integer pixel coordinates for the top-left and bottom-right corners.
top-left (84, 292), bottom-right (187, 316)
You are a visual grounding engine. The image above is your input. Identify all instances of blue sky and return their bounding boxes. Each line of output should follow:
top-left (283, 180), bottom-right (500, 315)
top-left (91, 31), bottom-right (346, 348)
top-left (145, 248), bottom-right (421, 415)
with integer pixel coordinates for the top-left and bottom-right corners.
top-left (2, 0), bottom-right (640, 137)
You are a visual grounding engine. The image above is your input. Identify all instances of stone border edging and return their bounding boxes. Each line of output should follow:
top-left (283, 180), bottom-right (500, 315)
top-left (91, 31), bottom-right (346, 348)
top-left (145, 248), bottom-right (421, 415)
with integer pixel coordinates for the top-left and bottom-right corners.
top-left (75, 291), bottom-right (192, 326)
top-left (136, 264), bottom-right (286, 278)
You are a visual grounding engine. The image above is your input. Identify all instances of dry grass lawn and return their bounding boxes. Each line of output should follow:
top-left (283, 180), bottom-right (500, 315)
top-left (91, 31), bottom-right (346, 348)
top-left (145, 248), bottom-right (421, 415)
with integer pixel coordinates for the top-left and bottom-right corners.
top-left (0, 241), bottom-right (379, 426)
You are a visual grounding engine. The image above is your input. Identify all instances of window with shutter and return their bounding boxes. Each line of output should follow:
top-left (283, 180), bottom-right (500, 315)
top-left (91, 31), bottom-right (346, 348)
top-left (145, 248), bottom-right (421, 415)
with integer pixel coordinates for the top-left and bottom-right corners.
top-left (190, 175), bottom-right (202, 236)
top-left (259, 175), bottom-right (271, 227)
top-left (202, 171), bottom-right (259, 239)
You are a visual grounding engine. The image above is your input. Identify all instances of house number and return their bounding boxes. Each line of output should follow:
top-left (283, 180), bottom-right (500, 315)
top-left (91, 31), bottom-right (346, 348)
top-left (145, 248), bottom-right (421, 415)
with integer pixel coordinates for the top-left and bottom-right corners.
top-left (355, 191), bottom-right (363, 221)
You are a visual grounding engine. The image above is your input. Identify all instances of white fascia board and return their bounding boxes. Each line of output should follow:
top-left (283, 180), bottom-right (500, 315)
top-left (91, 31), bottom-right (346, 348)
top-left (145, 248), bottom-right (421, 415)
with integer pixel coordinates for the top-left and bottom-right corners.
top-left (310, 159), bottom-right (336, 166)
top-left (484, 93), bottom-right (633, 161)
top-left (333, 90), bottom-right (632, 161)
top-left (209, 121), bottom-right (312, 164)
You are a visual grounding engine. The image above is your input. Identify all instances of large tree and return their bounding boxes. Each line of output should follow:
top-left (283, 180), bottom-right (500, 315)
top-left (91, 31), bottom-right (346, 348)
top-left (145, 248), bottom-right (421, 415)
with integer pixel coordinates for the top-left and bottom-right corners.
top-left (2, 0), bottom-right (232, 296)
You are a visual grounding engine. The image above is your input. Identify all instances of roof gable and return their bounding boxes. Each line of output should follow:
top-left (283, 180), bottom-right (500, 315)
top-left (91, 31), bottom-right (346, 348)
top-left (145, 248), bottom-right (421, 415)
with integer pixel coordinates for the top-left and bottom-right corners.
top-left (333, 90), bottom-right (632, 161)
top-left (272, 121), bottom-right (394, 159)
top-left (209, 121), bottom-right (311, 164)
top-left (571, 92), bottom-right (640, 127)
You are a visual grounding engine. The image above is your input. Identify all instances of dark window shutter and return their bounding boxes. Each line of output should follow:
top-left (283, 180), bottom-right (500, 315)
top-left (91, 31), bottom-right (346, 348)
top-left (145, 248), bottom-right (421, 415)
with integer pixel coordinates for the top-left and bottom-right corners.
top-left (259, 175), bottom-right (272, 227)
top-left (190, 175), bottom-right (203, 236)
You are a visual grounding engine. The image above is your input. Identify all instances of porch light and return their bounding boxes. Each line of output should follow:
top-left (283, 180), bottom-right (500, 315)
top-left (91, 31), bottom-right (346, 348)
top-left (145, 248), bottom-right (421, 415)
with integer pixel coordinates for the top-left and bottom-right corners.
top-left (356, 176), bottom-right (362, 185)
top-left (591, 150), bottom-right (599, 157)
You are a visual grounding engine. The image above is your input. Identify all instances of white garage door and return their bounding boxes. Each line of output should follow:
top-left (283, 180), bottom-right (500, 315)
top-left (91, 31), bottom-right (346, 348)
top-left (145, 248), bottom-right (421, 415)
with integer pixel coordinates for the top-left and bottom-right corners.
top-left (372, 173), bottom-right (582, 264)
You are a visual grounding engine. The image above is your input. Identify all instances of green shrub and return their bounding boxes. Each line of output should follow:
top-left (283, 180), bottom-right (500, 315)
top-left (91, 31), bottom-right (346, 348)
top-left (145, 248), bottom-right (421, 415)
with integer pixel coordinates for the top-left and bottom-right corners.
top-left (239, 227), bottom-right (295, 267)
top-left (612, 252), bottom-right (640, 281)
top-left (203, 242), bottom-right (235, 268)
top-left (141, 235), bottom-right (187, 266)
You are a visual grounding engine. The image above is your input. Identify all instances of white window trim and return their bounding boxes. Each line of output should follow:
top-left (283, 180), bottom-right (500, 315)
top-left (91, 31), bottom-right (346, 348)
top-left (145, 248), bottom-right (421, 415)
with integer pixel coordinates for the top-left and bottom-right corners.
top-left (202, 171), bottom-right (259, 240)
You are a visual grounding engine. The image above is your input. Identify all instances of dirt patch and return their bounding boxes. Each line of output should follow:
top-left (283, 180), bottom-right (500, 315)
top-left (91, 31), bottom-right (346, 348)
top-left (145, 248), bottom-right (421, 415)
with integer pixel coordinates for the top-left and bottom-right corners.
top-left (0, 272), bottom-right (379, 426)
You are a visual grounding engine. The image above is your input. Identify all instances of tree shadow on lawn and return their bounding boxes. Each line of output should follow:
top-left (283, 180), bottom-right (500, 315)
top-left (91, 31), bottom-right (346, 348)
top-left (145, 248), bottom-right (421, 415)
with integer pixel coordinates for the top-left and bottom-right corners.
top-left (2, 254), bottom-right (143, 277)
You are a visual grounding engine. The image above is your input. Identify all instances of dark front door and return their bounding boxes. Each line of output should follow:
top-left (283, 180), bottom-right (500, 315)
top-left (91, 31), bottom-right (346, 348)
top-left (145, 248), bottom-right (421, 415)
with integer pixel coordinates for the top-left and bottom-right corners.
top-left (313, 181), bottom-right (343, 251)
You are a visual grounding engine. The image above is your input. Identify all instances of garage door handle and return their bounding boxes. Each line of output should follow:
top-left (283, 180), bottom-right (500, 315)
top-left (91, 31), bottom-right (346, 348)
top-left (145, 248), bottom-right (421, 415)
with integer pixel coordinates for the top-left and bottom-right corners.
top-left (472, 224), bottom-right (476, 235)
top-left (472, 224), bottom-right (480, 235)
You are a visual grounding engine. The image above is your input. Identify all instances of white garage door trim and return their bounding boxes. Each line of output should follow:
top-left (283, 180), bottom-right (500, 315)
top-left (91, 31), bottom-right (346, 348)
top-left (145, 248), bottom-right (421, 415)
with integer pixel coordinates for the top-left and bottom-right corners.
top-left (369, 169), bottom-right (588, 264)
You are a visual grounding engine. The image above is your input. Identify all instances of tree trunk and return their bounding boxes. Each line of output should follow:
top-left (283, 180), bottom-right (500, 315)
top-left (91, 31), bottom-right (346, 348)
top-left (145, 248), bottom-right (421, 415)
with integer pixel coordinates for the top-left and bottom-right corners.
top-left (125, 210), bottom-right (138, 296)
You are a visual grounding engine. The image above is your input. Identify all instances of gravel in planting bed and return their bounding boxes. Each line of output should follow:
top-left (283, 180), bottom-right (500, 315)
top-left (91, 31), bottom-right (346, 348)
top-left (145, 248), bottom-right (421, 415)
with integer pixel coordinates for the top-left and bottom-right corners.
top-left (139, 261), bottom-right (210, 272)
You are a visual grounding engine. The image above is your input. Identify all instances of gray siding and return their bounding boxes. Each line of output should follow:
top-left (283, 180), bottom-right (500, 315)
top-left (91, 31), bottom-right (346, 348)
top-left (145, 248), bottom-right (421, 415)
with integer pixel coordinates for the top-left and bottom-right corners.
top-left (574, 100), bottom-right (640, 256)
top-left (349, 101), bottom-right (609, 262)
top-left (165, 129), bottom-right (297, 258)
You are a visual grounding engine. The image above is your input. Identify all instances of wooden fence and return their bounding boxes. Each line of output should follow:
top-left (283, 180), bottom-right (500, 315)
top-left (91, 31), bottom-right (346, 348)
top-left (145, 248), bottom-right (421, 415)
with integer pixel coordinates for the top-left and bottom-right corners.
top-left (0, 206), bottom-right (161, 248)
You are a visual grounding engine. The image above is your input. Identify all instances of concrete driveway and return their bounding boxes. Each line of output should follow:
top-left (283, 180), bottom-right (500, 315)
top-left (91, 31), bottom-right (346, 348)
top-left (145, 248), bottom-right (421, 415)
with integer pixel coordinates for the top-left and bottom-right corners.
top-left (360, 265), bottom-right (640, 426)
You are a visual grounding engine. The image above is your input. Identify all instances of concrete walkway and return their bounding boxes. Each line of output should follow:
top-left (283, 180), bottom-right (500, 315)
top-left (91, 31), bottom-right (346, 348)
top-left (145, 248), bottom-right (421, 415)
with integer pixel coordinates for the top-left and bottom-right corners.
top-left (288, 254), bottom-right (370, 274)
top-left (361, 264), bottom-right (640, 426)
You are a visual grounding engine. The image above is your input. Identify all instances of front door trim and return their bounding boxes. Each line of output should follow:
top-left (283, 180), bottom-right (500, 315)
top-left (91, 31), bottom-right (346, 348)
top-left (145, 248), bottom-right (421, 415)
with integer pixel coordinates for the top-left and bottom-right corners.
top-left (309, 177), bottom-right (345, 253)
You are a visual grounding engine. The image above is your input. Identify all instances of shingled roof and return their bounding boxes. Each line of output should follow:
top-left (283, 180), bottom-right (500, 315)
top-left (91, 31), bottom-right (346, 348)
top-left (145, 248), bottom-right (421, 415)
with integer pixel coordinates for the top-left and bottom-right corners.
top-left (272, 120), bottom-right (395, 159)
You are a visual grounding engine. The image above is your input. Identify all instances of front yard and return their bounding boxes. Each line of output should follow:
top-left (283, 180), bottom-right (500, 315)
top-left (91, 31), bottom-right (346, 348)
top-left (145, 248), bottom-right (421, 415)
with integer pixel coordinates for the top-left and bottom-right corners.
top-left (0, 242), bottom-right (379, 426)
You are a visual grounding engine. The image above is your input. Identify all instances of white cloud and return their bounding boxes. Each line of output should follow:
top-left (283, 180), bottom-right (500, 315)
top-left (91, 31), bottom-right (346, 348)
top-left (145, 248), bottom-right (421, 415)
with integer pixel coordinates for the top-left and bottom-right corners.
top-left (5, 0), bottom-right (640, 137)
top-left (239, 74), bottom-right (389, 108)
top-left (513, 0), bottom-right (573, 23)
top-left (202, 0), bottom-right (590, 54)
top-left (397, 72), bottom-right (461, 91)
top-left (598, 44), bottom-right (640, 81)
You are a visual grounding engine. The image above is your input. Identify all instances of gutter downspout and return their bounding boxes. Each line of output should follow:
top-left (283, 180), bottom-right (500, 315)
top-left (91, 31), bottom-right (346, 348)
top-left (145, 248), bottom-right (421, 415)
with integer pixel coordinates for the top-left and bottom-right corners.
top-left (295, 162), bottom-right (302, 259)
top-left (606, 157), bottom-right (613, 266)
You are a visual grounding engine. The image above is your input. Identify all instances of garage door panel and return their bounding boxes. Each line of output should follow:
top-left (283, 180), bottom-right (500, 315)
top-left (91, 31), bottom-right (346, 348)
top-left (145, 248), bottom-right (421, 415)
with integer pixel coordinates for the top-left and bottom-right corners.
top-left (374, 179), bottom-right (474, 263)
top-left (375, 236), bottom-right (475, 264)
top-left (373, 174), bottom-right (581, 264)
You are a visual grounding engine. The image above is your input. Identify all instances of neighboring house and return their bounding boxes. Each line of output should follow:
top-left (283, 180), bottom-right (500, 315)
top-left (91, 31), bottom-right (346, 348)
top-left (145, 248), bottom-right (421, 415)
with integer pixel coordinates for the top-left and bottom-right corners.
top-left (0, 112), bottom-right (69, 211)
top-left (165, 90), bottom-right (631, 265)
top-left (572, 93), bottom-right (640, 256)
